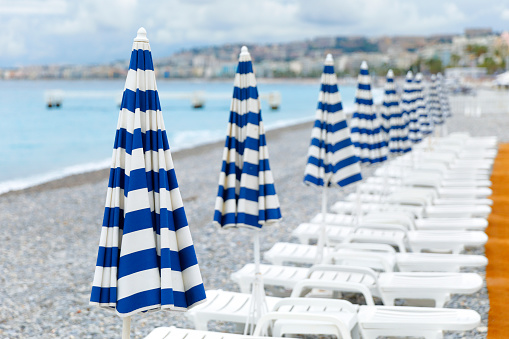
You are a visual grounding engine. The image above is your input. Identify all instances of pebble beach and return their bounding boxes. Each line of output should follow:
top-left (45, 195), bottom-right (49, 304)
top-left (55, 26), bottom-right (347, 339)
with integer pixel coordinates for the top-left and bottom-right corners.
top-left (0, 109), bottom-right (506, 339)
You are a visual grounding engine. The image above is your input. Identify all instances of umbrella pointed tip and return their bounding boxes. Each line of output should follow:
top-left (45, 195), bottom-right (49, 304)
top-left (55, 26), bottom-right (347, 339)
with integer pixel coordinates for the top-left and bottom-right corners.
top-left (135, 27), bottom-right (149, 42)
top-left (360, 61), bottom-right (368, 69)
top-left (240, 46), bottom-right (250, 56)
top-left (387, 69), bottom-right (394, 77)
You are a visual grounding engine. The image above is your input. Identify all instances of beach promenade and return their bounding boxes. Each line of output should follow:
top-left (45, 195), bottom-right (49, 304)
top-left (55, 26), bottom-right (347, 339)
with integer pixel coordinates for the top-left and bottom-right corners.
top-left (0, 110), bottom-right (507, 338)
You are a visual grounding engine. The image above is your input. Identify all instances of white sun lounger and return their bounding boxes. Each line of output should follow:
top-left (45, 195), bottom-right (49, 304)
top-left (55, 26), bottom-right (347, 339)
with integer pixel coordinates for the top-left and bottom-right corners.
top-left (407, 230), bottom-right (488, 254)
top-left (184, 290), bottom-right (359, 337)
top-left (184, 290), bottom-right (480, 339)
top-left (292, 222), bottom-right (488, 254)
top-left (356, 183), bottom-right (492, 199)
top-left (231, 264), bottom-right (482, 307)
top-left (310, 212), bottom-right (488, 231)
top-left (357, 305), bottom-right (480, 339)
top-left (264, 242), bottom-right (488, 272)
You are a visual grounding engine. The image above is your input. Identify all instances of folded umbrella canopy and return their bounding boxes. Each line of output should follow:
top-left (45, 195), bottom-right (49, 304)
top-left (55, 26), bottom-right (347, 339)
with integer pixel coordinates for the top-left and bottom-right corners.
top-left (381, 69), bottom-right (411, 155)
top-left (304, 54), bottom-right (362, 263)
top-left (415, 73), bottom-right (432, 136)
top-left (350, 61), bottom-right (388, 164)
top-left (90, 28), bottom-right (206, 339)
top-left (404, 71), bottom-right (422, 144)
top-left (429, 74), bottom-right (443, 136)
top-left (213, 46), bottom-right (282, 334)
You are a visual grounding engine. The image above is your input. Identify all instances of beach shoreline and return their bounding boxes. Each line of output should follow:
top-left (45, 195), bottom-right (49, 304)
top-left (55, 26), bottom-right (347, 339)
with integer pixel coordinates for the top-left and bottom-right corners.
top-left (0, 120), bottom-right (315, 198)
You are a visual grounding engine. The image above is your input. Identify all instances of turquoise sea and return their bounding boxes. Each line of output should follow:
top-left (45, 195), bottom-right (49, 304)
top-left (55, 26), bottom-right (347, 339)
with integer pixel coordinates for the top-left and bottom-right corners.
top-left (0, 79), bottom-right (381, 194)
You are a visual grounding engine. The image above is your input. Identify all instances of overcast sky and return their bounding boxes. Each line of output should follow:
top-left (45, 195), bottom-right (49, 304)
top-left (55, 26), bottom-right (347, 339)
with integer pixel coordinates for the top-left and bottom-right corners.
top-left (2, 0), bottom-right (509, 68)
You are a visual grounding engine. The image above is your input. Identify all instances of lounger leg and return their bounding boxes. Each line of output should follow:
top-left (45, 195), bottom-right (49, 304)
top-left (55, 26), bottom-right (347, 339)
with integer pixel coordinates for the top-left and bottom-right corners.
top-left (351, 324), bottom-right (361, 339)
top-left (239, 279), bottom-right (252, 294)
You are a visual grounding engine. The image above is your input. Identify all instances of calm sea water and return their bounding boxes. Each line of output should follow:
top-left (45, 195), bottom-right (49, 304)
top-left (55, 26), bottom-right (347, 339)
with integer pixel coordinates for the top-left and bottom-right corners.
top-left (0, 79), bottom-right (381, 193)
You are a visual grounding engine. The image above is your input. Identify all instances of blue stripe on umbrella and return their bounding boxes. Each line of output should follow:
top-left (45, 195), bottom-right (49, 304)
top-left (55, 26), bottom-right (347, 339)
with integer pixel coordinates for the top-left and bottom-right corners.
top-left (90, 28), bottom-right (206, 317)
top-left (350, 61), bottom-right (388, 163)
top-left (213, 46), bottom-right (281, 229)
top-left (304, 54), bottom-right (362, 188)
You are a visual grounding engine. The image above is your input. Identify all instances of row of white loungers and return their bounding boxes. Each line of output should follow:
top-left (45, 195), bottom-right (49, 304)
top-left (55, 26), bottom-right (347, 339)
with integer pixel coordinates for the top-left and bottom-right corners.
top-left (145, 133), bottom-right (494, 338)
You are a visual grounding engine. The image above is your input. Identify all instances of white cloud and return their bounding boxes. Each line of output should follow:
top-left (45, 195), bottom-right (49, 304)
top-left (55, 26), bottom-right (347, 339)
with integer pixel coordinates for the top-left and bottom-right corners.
top-left (502, 8), bottom-right (509, 20)
top-left (0, 0), bottom-right (507, 67)
top-left (0, 0), bottom-right (67, 15)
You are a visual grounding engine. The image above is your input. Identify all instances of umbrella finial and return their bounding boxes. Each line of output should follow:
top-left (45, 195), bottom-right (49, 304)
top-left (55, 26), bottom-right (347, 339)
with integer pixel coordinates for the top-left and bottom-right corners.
top-left (240, 46), bottom-right (250, 56)
top-left (135, 27), bottom-right (149, 42)
top-left (360, 61), bottom-right (368, 69)
top-left (387, 69), bottom-right (394, 77)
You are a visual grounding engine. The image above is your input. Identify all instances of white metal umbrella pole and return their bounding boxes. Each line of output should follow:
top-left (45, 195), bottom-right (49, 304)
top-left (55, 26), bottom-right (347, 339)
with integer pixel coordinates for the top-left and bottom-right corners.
top-left (315, 185), bottom-right (329, 264)
top-left (244, 231), bottom-right (267, 335)
top-left (122, 317), bottom-right (131, 339)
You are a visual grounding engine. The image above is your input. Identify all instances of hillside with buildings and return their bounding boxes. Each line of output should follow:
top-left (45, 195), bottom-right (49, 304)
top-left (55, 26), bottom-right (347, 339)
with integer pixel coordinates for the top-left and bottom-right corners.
top-left (2, 28), bottom-right (507, 80)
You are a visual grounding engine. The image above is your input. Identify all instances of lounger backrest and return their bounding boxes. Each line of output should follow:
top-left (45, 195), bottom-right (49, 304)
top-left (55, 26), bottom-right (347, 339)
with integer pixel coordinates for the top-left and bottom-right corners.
top-left (290, 279), bottom-right (376, 306)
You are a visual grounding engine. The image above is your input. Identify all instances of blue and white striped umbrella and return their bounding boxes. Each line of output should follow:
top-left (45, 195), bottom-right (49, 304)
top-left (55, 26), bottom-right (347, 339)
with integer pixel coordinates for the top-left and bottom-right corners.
top-left (429, 74), bottom-right (444, 129)
top-left (90, 28), bottom-right (206, 327)
top-left (213, 47), bottom-right (281, 230)
top-left (304, 54), bottom-right (362, 263)
top-left (304, 54), bottom-right (362, 188)
top-left (415, 73), bottom-right (431, 136)
top-left (438, 72), bottom-right (451, 118)
top-left (350, 61), bottom-right (388, 163)
top-left (381, 69), bottom-right (411, 154)
top-left (213, 46), bottom-right (281, 333)
top-left (404, 71), bottom-right (422, 143)
top-left (379, 70), bottom-right (395, 146)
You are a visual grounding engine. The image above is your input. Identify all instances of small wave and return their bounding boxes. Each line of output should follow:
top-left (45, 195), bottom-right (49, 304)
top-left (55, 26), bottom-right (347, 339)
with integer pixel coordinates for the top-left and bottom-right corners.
top-left (0, 159), bottom-right (111, 195)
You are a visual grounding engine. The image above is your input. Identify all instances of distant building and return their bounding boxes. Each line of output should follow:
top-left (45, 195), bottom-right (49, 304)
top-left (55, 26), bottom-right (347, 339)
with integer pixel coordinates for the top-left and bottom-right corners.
top-left (445, 67), bottom-right (487, 80)
top-left (465, 28), bottom-right (493, 38)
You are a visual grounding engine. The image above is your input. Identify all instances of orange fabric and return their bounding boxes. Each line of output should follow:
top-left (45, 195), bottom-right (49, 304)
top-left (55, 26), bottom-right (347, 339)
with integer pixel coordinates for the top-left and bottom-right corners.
top-left (487, 143), bottom-right (509, 338)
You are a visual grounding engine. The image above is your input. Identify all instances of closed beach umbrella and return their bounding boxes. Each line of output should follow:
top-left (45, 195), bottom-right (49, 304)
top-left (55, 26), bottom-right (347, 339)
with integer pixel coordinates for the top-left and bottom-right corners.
top-left (213, 46), bottom-right (281, 333)
top-left (380, 69), bottom-right (411, 154)
top-left (429, 74), bottom-right (443, 135)
top-left (304, 54), bottom-right (362, 263)
top-left (415, 73), bottom-right (432, 136)
top-left (90, 28), bottom-right (206, 339)
top-left (379, 70), bottom-right (395, 145)
top-left (404, 71), bottom-right (422, 144)
top-left (350, 61), bottom-right (388, 163)
top-left (438, 73), bottom-right (451, 135)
